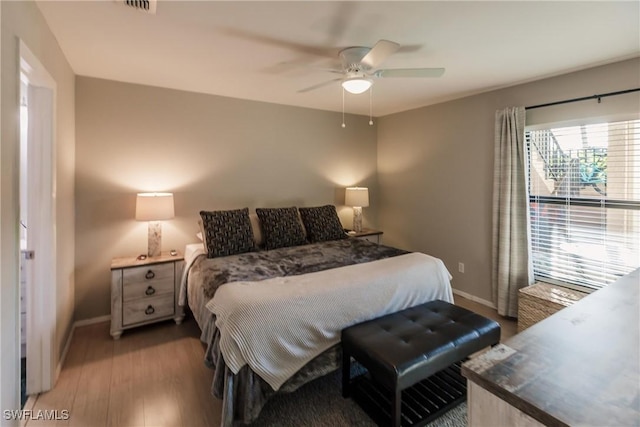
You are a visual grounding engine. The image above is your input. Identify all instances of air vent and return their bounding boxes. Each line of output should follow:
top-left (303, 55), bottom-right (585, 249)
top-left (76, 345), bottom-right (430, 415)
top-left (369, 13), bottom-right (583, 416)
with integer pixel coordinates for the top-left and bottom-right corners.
top-left (120, 0), bottom-right (157, 14)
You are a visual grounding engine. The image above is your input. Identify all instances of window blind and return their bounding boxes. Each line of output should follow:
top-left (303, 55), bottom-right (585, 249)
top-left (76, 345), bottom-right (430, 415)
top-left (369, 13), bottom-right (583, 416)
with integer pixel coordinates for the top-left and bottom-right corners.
top-left (526, 119), bottom-right (640, 290)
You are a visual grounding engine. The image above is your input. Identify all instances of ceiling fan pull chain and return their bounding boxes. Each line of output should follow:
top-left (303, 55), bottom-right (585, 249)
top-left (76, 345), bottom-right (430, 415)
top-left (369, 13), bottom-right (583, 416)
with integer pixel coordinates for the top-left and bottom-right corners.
top-left (341, 87), bottom-right (346, 128)
top-left (369, 87), bottom-right (374, 126)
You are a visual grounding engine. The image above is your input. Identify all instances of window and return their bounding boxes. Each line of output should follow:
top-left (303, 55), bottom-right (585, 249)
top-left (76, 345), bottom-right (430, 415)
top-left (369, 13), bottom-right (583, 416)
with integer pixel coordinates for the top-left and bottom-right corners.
top-left (526, 119), bottom-right (640, 290)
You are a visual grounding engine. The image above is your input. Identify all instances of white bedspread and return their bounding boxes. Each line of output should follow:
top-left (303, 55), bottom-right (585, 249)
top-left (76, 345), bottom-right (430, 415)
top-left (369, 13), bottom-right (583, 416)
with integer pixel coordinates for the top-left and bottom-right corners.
top-left (178, 243), bottom-right (205, 307)
top-left (206, 252), bottom-right (453, 390)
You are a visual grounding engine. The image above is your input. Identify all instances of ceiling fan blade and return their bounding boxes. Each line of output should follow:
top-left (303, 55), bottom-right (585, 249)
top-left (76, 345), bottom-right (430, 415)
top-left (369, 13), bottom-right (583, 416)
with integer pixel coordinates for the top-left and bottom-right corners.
top-left (312, 67), bottom-right (344, 74)
top-left (222, 28), bottom-right (336, 59)
top-left (361, 40), bottom-right (400, 69)
top-left (397, 44), bottom-right (423, 54)
top-left (374, 68), bottom-right (445, 78)
top-left (297, 78), bottom-right (342, 93)
top-left (263, 60), bottom-right (342, 76)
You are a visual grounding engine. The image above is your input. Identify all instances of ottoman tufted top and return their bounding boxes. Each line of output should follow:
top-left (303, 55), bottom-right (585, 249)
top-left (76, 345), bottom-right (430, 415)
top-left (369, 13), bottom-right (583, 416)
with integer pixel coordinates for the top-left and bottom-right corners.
top-left (342, 300), bottom-right (501, 390)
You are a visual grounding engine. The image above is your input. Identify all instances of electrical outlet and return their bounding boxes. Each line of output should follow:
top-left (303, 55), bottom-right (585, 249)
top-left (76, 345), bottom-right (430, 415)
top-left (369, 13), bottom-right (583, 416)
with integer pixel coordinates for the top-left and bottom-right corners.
top-left (458, 262), bottom-right (465, 273)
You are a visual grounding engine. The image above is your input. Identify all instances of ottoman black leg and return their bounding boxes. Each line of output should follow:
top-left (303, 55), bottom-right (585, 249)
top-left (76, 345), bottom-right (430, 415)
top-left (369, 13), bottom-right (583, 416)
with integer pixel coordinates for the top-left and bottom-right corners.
top-left (342, 349), bottom-right (351, 398)
top-left (392, 385), bottom-right (401, 427)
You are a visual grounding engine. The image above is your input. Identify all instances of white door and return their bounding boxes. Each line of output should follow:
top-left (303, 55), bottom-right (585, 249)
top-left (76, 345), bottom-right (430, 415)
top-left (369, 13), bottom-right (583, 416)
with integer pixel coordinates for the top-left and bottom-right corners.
top-left (19, 40), bottom-right (57, 396)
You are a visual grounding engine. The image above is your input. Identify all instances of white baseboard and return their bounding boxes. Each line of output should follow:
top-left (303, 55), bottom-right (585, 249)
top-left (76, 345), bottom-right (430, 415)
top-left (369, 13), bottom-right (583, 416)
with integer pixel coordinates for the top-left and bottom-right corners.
top-left (56, 328), bottom-right (73, 380)
top-left (73, 314), bottom-right (111, 328)
top-left (56, 314), bottom-right (111, 378)
top-left (452, 288), bottom-right (496, 309)
top-left (20, 392), bottom-right (38, 427)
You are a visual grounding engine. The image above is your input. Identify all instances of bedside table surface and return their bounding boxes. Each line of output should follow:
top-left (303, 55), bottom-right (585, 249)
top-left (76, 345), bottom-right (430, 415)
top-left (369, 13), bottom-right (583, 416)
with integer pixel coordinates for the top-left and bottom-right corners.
top-left (348, 228), bottom-right (383, 237)
top-left (111, 251), bottom-right (183, 270)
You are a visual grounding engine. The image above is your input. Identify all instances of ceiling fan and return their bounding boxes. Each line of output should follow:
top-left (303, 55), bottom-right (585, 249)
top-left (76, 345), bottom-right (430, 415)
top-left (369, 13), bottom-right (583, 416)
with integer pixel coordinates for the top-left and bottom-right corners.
top-left (298, 39), bottom-right (445, 94)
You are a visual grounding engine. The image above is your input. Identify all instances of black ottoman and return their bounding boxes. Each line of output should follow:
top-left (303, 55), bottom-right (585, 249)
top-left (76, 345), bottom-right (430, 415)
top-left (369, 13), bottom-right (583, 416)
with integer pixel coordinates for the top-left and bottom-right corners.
top-left (342, 300), bottom-right (500, 427)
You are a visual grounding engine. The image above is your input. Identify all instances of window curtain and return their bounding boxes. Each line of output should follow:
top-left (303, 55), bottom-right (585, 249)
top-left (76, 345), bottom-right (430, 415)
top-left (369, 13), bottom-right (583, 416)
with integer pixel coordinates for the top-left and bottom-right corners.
top-left (492, 106), bottom-right (533, 317)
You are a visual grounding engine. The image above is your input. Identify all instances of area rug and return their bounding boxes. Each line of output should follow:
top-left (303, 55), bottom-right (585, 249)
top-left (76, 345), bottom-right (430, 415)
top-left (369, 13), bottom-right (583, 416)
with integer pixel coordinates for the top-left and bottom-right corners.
top-left (254, 369), bottom-right (467, 427)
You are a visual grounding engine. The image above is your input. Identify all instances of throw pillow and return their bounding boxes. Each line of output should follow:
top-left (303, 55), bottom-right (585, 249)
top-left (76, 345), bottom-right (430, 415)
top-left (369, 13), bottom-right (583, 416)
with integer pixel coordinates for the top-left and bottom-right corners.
top-left (255, 207), bottom-right (307, 250)
top-left (299, 205), bottom-right (347, 243)
top-left (199, 208), bottom-right (255, 258)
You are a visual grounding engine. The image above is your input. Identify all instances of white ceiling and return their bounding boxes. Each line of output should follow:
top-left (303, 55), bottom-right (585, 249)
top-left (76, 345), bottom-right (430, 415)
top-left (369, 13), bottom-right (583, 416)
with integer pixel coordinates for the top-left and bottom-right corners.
top-left (37, 1), bottom-right (640, 117)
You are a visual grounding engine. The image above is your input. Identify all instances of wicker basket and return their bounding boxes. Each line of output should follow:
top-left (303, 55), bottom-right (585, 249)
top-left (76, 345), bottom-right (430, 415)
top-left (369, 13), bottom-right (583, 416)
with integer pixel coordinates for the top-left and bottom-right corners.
top-left (517, 283), bottom-right (587, 332)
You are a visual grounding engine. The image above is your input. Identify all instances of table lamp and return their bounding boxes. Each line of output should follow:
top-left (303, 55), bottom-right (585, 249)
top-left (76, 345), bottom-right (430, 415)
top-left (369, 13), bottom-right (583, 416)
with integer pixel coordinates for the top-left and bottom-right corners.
top-left (135, 192), bottom-right (174, 257)
top-left (345, 187), bottom-right (369, 233)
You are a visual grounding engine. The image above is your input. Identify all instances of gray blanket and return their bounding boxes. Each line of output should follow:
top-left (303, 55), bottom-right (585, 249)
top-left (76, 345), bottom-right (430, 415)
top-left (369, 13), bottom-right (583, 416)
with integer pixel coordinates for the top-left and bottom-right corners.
top-left (191, 238), bottom-right (408, 300)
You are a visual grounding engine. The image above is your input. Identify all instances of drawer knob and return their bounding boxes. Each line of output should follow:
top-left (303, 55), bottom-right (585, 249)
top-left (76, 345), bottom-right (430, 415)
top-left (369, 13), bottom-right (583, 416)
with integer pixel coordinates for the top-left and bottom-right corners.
top-left (145, 286), bottom-right (156, 296)
top-left (145, 305), bottom-right (155, 315)
top-left (145, 270), bottom-right (155, 280)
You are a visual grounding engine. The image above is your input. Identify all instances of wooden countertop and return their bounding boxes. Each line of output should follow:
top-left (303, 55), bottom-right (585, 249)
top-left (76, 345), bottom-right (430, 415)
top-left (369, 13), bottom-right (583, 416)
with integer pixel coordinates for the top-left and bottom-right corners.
top-left (462, 268), bottom-right (640, 427)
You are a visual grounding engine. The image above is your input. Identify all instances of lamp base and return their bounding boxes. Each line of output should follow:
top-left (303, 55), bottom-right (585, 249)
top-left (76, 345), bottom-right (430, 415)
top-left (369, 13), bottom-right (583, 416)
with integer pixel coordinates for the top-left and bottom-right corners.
top-left (353, 207), bottom-right (363, 233)
top-left (148, 221), bottom-right (162, 257)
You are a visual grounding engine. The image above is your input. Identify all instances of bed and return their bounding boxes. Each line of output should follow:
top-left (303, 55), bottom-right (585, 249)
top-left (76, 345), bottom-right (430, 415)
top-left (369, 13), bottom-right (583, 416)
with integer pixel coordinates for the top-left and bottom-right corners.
top-left (179, 206), bottom-right (453, 426)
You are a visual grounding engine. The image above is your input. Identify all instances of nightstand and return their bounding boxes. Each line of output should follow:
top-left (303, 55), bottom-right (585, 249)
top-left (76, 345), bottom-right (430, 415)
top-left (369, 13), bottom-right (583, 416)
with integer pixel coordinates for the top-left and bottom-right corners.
top-left (347, 228), bottom-right (383, 244)
top-left (110, 252), bottom-right (185, 339)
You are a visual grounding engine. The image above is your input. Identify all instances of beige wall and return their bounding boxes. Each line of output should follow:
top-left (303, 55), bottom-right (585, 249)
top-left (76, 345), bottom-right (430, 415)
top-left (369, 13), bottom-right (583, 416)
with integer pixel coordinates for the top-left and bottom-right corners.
top-left (74, 77), bottom-right (378, 321)
top-left (0, 0), bottom-right (75, 414)
top-left (377, 58), bottom-right (640, 305)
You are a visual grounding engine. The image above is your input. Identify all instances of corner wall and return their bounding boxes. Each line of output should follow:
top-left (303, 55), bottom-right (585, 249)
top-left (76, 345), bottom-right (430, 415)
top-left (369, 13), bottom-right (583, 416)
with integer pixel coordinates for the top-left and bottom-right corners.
top-left (377, 58), bottom-right (640, 305)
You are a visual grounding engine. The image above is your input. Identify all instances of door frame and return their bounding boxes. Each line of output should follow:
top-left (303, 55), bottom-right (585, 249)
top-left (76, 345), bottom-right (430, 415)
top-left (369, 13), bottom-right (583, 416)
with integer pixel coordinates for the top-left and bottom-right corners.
top-left (19, 39), bottom-right (57, 395)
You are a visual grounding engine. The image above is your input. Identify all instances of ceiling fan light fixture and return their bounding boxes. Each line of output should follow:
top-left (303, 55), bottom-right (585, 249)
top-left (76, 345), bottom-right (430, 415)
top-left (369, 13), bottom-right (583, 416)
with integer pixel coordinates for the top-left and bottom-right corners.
top-left (341, 77), bottom-right (372, 94)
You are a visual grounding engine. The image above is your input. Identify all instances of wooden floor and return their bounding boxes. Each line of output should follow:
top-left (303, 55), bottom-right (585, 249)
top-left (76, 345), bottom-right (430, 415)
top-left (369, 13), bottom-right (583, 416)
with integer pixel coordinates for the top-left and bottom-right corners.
top-left (454, 295), bottom-right (517, 341)
top-left (26, 296), bottom-right (515, 427)
top-left (26, 319), bottom-right (222, 427)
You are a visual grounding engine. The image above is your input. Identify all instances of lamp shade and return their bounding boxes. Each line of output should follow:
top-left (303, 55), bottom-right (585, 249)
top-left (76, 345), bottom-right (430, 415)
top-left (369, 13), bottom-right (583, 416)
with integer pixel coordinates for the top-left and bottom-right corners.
top-left (135, 193), bottom-right (175, 221)
top-left (345, 187), bottom-right (369, 207)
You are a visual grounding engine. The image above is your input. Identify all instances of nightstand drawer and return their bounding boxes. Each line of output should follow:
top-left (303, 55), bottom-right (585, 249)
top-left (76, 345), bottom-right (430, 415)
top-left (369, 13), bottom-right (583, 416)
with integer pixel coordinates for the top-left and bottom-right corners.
top-left (122, 263), bottom-right (174, 286)
top-left (123, 277), bottom-right (174, 302)
top-left (123, 294), bottom-right (174, 326)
